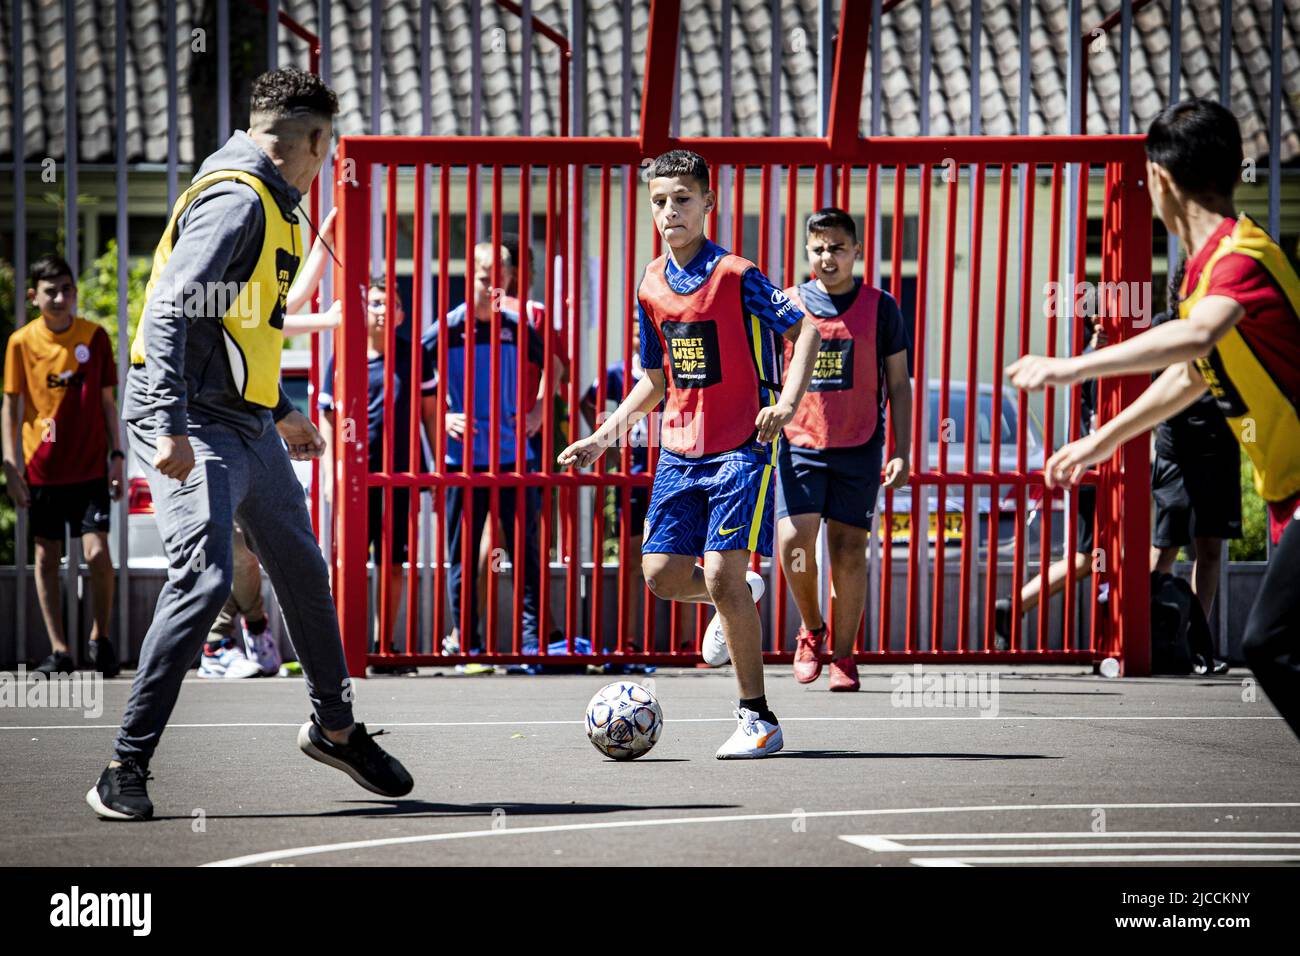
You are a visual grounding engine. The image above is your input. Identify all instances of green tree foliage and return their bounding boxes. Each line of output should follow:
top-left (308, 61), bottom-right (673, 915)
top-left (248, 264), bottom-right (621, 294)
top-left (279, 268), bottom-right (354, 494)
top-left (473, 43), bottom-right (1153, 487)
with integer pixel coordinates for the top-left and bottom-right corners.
top-left (1231, 450), bottom-right (1269, 561)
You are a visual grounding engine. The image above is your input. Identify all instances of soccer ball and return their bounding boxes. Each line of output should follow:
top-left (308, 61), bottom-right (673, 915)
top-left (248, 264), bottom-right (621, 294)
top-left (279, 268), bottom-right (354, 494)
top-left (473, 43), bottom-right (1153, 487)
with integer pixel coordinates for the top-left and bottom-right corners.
top-left (584, 681), bottom-right (663, 760)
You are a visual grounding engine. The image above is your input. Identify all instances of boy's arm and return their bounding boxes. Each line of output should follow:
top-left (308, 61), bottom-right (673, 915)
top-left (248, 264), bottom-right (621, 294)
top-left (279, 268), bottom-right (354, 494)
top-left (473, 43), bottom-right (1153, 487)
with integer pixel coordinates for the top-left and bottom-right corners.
top-left (282, 299), bottom-right (342, 336)
top-left (286, 208), bottom-right (336, 314)
top-left (882, 350), bottom-right (912, 488)
top-left (756, 316), bottom-right (820, 442)
top-left (101, 386), bottom-right (125, 501)
top-left (1043, 362), bottom-right (1209, 489)
top-left (1, 392), bottom-right (28, 508)
top-left (558, 370), bottom-right (665, 469)
top-left (1008, 296), bottom-right (1243, 390)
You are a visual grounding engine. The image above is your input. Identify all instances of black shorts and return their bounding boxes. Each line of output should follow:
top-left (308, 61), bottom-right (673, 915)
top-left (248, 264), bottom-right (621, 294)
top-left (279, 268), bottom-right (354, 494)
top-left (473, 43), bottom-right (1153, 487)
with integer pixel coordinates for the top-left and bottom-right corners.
top-left (1152, 450), bottom-right (1242, 549)
top-left (29, 479), bottom-right (112, 541)
top-left (776, 438), bottom-right (882, 530)
top-left (367, 486), bottom-right (411, 563)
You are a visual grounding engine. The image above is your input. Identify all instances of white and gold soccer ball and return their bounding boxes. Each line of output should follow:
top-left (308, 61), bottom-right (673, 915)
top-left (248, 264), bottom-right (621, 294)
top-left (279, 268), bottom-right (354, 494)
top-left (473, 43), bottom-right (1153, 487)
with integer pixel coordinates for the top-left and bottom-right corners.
top-left (584, 681), bottom-right (663, 760)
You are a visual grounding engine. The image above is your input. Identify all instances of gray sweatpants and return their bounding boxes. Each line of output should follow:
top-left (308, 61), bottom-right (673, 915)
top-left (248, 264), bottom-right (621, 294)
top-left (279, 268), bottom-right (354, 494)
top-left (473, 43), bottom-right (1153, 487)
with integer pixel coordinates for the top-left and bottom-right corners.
top-left (114, 419), bottom-right (354, 766)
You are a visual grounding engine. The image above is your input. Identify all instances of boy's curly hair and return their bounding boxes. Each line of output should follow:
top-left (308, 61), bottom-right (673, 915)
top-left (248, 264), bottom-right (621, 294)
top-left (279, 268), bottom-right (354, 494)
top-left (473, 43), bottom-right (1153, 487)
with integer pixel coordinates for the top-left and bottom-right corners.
top-left (250, 68), bottom-right (339, 122)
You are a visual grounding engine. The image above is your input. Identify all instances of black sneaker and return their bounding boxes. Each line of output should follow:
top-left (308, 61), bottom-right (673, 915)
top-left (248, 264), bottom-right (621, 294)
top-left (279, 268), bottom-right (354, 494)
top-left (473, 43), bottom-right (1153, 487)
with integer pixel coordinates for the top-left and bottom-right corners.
top-left (298, 715), bottom-right (414, 797)
top-left (993, 599), bottom-right (1011, 651)
top-left (88, 638), bottom-right (121, 678)
top-left (85, 760), bottom-right (154, 821)
top-left (34, 651), bottom-right (74, 675)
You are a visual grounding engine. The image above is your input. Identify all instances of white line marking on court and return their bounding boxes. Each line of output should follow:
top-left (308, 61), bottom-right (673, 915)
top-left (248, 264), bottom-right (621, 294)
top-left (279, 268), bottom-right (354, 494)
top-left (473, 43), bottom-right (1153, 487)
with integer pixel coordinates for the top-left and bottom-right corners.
top-left (0, 715), bottom-right (1284, 731)
top-left (847, 840), bottom-right (1300, 852)
top-left (911, 854), bottom-right (1300, 865)
top-left (200, 802), bottom-right (1300, 868)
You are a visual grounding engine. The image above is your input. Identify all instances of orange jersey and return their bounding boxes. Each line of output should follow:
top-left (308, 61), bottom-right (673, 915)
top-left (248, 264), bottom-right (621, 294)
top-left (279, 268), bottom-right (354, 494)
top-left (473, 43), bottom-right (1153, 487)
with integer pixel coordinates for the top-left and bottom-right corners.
top-left (3, 316), bottom-right (117, 485)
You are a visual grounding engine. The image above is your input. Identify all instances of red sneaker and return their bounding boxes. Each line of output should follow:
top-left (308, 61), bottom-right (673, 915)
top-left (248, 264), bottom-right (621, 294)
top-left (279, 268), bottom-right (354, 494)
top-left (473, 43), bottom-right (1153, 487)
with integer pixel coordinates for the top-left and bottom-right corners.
top-left (828, 654), bottom-right (860, 692)
top-left (792, 626), bottom-right (826, 684)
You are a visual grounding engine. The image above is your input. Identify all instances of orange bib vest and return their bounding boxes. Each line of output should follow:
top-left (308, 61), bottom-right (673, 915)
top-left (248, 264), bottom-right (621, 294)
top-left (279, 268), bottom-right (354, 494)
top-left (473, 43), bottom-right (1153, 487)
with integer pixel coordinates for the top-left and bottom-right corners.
top-left (638, 253), bottom-right (776, 457)
top-left (782, 282), bottom-right (881, 449)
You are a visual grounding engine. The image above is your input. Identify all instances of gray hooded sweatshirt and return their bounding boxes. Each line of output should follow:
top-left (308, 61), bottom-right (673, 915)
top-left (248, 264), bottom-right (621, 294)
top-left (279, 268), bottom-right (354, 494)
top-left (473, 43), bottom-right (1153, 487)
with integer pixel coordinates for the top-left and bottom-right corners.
top-left (122, 131), bottom-right (300, 439)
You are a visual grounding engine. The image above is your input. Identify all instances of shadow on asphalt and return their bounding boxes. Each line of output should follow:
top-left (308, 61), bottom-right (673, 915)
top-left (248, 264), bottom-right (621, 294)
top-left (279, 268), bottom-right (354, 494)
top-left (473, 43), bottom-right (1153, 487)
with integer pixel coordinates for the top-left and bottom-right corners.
top-left (144, 799), bottom-right (740, 822)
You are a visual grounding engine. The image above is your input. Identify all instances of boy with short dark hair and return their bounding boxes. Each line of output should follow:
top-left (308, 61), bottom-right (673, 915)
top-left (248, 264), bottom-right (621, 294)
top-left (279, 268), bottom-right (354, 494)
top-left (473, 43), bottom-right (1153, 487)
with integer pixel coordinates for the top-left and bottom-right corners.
top-left (559, 150), bottom-right (822, 758)
top-left (2, 255), bottom-right (124, 677)
top-left (1009, 98), bottom-right (1300, 740)
top-left (777, 209), bottom-right (912, 691)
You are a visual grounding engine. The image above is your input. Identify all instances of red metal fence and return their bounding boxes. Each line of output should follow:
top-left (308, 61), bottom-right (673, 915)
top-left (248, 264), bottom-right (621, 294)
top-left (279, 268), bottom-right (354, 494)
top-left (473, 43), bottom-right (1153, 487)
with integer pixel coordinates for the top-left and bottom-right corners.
top-left (330, 134), bottom-right (1152, 676)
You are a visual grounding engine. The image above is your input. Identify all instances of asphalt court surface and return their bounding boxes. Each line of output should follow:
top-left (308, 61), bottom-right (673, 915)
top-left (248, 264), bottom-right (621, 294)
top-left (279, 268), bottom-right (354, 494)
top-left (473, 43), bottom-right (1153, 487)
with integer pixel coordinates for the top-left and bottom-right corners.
top-left (3, 665), bottom-right (1298, 866)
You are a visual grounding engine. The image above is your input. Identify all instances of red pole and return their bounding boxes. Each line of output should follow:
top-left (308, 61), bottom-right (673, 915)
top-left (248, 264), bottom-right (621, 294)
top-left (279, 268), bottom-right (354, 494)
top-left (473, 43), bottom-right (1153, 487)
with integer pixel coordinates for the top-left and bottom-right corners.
top-left (957, 163), bottom-right (985, 652)
top-left (881, 164), bottom-right (906, 651)
top-left (407, 164), bottom-right (425, 657)
top-left (434, 165), bottom-right (451, 653)
top-left (1037, 163), bottom-right (1065, 652)
top-left (931, 163), bottom-right (958, 651)
top-left (983, 163), bottom-right (1013, 651)
top-left (514, 166), bottom-right (530, 654)
top-left (335, 146), bottom-right (371, 677)
top-left (1117, 150), bottom-right (1152, 675)
top-left (1009, 164), bottom-right (1037, 653)
top-left (905, 164), bottom-right (931, 651)
top-left (590, 165), bottom-right (612, 650)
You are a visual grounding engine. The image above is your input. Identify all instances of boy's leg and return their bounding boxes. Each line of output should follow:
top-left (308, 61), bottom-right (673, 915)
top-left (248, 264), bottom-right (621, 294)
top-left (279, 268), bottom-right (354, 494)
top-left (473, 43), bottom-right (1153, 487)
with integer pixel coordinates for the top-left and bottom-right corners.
top-left (825, 519), bottom-right (870, 658)
top-left (235, 426), bottom-right (354, 734)
top-left (113, 424), bottom-right (244, 766)
top-left (1242, 518), bottom-right (1300, 741)
top-left (33, 536), bottom-right (69, 655)
top-left (497, 486), bottom-right (541, 647)
top-left (79, 478), bottom-right (115, 644)
top-left (777, 514), bottom-right (824, 630)
top-left (446, 483), bottom-right (491, 651)
top-left (703, 548), bottom-right (766, 698)
top-left (1191, 536), bottom-right (1224, 620)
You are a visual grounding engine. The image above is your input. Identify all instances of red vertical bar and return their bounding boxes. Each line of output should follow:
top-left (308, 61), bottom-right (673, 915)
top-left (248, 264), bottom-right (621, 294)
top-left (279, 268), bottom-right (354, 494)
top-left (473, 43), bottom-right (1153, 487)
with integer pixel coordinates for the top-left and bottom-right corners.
top-left (379, 165), bottom-right (398, 658)
top-left (590, 166), bottom-right (611, 653)
top-left (1063, 163), bottom-right (1091, 653)
top-left (880, 165), bottom-right (905, 652)
top-left (514, 165), bottom-right (531, 654)
top-left (460, 166), bottom-right (478, 653)
top-left (760, 163), bottom-right (785, 650)
top-left (784, 165), bottom-right (798, 286)
top-left (620, 163), bottom-right (637, 656)
top-left (1009, 165), bottom-right (1037, 654)
top-left (813, 163), bottom-right (825, 211)
top-left (984, 163), bottom-right (1013, 651)
top-left (434, 166), bottom-right (451, 654)
top-left (957, 164), bottom-right (985, 652)
top-left (839, 163), bottom-right (851, 210)
top-left (732, 165), bottom-right (745, 253)
top-left (1117, 152), bottom-right (1152, 675)
top-left (407, 164), bottom-right (425, 658)
top-left (905, 164), bottom-right (931, 652)
top-left (864, 164), bottom-right (877, 286)
top-left (336, 147), bottom-right (371, 677)
top-left (539, 165), bottom-right (557, 657)
top-left (486, 166), bottom-right (503, 655)
top-left (566, 163), bottom-right (584, 654)
top-left (1036, 163), bottom-right (1064, 653)
top-left (932, 163), bottom-right (958, 652)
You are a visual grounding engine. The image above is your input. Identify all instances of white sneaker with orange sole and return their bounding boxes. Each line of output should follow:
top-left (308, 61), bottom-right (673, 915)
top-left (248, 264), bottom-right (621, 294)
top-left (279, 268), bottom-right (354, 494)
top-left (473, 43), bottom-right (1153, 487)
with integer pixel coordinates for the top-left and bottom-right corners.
top-left (715, 707), bottom-right (784, 759)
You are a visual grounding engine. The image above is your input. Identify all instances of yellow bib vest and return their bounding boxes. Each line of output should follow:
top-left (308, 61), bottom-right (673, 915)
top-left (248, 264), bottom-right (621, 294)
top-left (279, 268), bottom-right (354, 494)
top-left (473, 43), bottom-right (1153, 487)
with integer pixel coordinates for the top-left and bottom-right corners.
top-left (1182, 215), bottom-right (1300, 503)
top-left (130, 169), bottom-right (300, 409)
